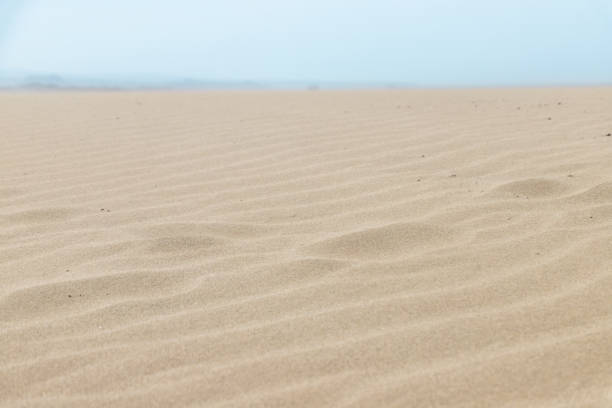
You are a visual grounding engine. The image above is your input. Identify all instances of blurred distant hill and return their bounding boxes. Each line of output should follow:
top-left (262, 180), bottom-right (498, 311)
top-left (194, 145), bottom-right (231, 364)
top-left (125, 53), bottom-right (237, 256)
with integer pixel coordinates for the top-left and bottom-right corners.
top-left (0, 72), bottom-right (264, 90)
top-left (0, 71), bottom-right (410, 90)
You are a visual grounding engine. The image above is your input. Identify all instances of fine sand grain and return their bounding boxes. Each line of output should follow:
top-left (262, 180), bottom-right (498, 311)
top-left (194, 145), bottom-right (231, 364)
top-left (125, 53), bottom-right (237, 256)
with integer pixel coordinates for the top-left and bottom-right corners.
top-left (1, 88), bottom-right (612, 407)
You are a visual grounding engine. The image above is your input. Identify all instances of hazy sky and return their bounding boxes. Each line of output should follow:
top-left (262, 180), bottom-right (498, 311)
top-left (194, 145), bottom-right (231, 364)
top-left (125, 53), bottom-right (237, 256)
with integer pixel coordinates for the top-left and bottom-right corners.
top-left (1, 0), bottom-right (611, 85)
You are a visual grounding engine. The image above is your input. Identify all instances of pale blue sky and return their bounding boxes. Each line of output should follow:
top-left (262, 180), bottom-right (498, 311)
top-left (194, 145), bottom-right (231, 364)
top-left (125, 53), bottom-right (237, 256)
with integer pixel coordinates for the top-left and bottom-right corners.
top-left (1, 0), bottom-right (611, 86)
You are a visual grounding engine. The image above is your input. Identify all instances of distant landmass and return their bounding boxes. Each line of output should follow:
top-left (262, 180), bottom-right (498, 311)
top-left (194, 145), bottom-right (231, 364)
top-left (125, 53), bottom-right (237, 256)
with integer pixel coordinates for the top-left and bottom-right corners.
top-left (0, 72), bottom-right (411, 90)
top-left (0, 72), bottom-right (264, 90)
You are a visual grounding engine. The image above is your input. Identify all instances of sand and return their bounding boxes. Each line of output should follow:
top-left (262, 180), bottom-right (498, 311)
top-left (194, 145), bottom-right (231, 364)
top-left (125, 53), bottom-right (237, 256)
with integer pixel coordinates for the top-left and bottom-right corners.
top-left (1, 88), bottom-right (612, 407)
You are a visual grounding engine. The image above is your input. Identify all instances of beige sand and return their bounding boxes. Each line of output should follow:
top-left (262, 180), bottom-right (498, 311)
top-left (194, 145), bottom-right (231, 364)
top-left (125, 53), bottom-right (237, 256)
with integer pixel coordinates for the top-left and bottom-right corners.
top-left (1, 88), bottom-right (612, 407)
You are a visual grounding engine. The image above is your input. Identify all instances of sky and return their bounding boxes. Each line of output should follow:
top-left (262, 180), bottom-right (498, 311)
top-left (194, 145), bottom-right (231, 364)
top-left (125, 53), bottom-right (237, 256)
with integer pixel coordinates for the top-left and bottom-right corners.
top-left (0, 0), bottom-right (611, 86)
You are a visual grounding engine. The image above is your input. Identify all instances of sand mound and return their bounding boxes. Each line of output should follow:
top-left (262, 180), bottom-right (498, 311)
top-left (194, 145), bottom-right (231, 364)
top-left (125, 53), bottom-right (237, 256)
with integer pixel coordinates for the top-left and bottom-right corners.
top-left (492, 178), bottom-right (569, 198)
top-left (306, 222), bottom-right (456, 259)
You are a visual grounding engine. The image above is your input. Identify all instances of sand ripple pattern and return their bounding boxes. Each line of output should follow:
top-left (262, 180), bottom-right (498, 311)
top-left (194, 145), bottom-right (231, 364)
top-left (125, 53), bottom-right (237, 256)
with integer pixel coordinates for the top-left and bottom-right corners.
top-left (1, 89), bottom-right (612, 407)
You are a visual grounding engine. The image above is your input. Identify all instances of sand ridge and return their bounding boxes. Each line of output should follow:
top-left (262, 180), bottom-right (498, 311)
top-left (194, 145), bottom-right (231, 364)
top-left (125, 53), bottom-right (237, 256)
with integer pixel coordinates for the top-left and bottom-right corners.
top-left (1, 88), bottom-right (612, 407)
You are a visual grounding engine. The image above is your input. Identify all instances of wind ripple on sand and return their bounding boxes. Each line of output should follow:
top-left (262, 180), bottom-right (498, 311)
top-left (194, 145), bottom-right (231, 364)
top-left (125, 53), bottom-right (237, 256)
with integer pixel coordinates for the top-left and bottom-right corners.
top-left (1, 88), bottom-right (612, 407)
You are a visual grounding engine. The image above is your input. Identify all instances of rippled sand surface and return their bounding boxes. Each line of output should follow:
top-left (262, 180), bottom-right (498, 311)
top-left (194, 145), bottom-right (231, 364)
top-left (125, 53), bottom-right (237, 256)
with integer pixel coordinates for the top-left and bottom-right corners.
top-left (2, 88), bottom-right (612, 407)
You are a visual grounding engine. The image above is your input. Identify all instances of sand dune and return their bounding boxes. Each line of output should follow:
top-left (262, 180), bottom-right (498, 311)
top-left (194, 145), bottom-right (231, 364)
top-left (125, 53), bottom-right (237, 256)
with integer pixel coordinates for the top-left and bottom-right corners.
top-left (1, 88), bottom-right (612, 407)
